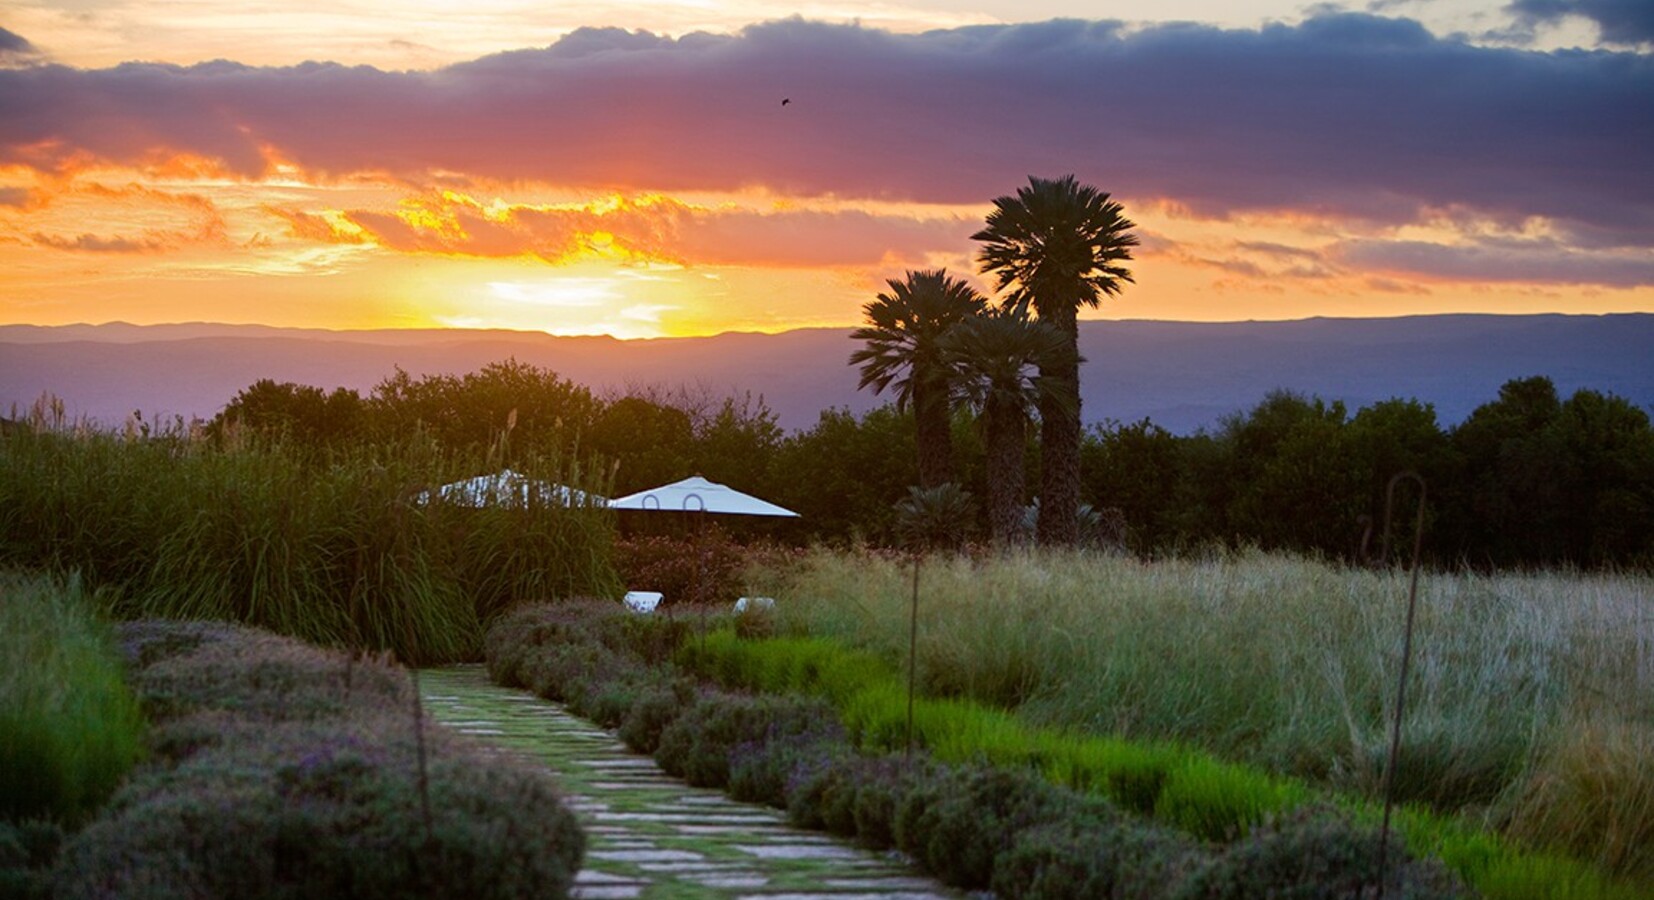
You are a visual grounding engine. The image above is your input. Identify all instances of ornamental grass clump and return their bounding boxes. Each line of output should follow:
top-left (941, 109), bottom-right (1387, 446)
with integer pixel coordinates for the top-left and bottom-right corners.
top-left (51, 620), bottom-right (585, 899)
top-left (0, 572), bottom-right (144, 825)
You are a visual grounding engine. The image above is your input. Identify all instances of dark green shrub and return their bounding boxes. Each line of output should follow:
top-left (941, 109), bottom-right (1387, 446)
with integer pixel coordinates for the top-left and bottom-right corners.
top-left (618, 681), bottom-right (693, 754)
top-left (520, 640), bottom-right (628, 708)
top-left (908, 766), bottom-right (1079, 888)
top-left (993, 819), bottom-right (1201, 900)
top-left (52, 620), bottom-right (587, 899)
top-left (783, 747), bottom-right (860, 833)
top-left (613, 611), bottom-right (692, 664)
top-left (583, 678), bottom-right (644, 729)
top-left (0, 820), bottom-right (63, 900)
top-left (119, 619), bottom-right (241, 669)
top-left (1173, 806), bottom-right (1468, 899)
top-left (849, 755), bottom-right (931, 850)
top-left (613, 530), bottom-right (747, 607)
top-left (655, 691), bottom-right (839, 788)
top-left (727, 734), bottom-right (839, 809)
top-left (654, 694), bottom-right (712, 779)
top-left (124, 621), bottom-right (412, 725)
top-left (55, 743), bottom-right (586, 900)
top-left (816, 764), bottom-right (862, 837)
top-left (893, 764), bottom-right (960, 860)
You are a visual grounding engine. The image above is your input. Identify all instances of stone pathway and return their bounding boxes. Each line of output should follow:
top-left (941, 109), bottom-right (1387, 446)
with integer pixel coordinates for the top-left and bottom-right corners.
top-left (419, 665), bottom-right (961, 900)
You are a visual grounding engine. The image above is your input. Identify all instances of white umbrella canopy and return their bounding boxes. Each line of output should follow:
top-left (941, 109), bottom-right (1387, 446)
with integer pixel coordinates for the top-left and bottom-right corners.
top-left (609, 475), bottom-right (798, 518)
top-left (417, 469), bottom-right (607, 508)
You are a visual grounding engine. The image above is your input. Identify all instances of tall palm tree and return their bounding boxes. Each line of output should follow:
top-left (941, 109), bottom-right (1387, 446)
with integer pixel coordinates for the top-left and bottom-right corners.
top-left (849, 269), bottom-right (987, 488)
top-left (973, 175), bottom-right (1137, 546)
top-left (943, 308), bottom-right (1076, 545)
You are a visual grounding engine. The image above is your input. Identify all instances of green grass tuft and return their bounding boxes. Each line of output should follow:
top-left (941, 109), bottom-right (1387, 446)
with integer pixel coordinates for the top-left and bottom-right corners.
top-left (0, 572), bottom-right (144, 824)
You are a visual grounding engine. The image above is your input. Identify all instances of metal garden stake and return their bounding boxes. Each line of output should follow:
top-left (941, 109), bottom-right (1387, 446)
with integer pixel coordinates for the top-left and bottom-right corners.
top-left (1376, 471), bottom-right (1427, 899)
top-left (907, 549), bottom-right (920, 760)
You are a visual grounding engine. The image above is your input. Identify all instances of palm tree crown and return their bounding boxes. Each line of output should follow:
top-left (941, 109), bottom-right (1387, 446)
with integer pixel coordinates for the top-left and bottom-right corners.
top-left (849, 269), bottom-right (987, 488)
top-left (972, 174), bottom-right (1138, 322)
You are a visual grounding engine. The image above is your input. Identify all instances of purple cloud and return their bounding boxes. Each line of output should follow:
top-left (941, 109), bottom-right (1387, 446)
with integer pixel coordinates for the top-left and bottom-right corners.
top-left (1, 13), bottom-right (1650, 259)
top-left (1507, 0), bottom-right (1654, 45)
top-left (1338, 236), bottom-right (1654, 286)
top-left (0, 27), bottom-right (38, 57)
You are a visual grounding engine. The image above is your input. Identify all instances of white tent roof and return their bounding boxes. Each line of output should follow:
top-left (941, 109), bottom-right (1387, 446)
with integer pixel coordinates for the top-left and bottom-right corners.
top-left (608, 475), bottom-right (799, 518)
top-left (417, 469), bottom-right (607, 508)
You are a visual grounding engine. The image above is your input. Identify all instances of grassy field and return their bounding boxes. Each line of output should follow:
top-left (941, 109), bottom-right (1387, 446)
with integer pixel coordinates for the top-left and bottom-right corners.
top-left (749, 548), bottom-right (1654, 882)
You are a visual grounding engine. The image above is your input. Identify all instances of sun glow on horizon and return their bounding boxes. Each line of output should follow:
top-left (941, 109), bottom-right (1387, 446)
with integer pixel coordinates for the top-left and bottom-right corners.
top-left (4, 160), bottom-right (1650, 336)
top-left (3, 5), bottom-right (1649, 337)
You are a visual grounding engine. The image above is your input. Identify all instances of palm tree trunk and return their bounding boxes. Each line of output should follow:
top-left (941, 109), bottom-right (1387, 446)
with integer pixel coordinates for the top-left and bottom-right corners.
top-left (1037, 304), bottom-right (1081, 546)
top-left (913, 376), bottom-right (954, 489)
top-left (986, 395), bottom-right (1026, 545)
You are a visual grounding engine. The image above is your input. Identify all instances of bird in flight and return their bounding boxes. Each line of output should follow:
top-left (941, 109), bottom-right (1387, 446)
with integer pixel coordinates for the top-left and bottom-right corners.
top-left (781, 98), bottom-right (791, 106)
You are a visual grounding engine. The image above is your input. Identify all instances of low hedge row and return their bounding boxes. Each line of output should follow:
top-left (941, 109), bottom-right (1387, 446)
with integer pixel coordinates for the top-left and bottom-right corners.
top-left (6, 620), bottom-right (586, 899)
top-left (486, 602), bottom-right (1466, 898)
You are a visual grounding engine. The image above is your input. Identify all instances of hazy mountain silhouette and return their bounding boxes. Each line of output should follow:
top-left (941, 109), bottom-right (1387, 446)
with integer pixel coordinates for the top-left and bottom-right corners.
top-left (3, 314), bottom-right (1649, 434)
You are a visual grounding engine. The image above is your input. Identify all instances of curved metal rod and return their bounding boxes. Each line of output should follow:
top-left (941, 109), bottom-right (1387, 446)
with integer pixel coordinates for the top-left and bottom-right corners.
top-left (1377, 470), bottom-right (1427, 900)
top-left (681, 491), bottom-right (707, 513)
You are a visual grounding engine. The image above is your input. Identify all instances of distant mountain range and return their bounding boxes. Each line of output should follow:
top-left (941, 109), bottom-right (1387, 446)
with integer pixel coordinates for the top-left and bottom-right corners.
top-left (2, 314), bottom-right (1650, 434)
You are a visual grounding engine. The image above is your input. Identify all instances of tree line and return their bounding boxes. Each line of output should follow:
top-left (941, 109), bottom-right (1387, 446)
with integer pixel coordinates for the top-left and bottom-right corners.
top-left (212, 362), bottom-right (1654, 570)
top-left (211, 173), bottom-right (1649, 569)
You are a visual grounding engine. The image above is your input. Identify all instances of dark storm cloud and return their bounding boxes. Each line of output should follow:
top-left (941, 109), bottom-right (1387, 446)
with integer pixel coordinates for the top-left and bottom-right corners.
top-left (1, 13), bottom-right (1649, 250)
top-left (0, 26), bottom-right (45, 65)
top-left (1507, 0), bottom-right (1654, 45)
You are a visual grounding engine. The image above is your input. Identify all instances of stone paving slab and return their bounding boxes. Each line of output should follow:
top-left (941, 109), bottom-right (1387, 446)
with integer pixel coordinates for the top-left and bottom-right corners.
top-left (419, 665), bottom-right (962, 900)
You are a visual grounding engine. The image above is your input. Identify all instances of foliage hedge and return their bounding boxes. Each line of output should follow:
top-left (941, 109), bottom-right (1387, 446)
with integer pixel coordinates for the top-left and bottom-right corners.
top-left (485, 601), bottom-right (1469, 898)
top-left (4, 620), bottom-right (585, 899)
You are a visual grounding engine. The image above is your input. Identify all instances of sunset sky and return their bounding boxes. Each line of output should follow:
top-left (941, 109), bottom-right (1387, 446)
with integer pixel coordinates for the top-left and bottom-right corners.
top-left (1, 0), bottom-right (1650, 338)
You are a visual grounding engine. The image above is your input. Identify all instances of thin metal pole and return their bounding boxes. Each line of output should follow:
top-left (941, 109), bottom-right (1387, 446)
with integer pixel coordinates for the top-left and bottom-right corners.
top-left (906, 550), bottom-right (920, 760)
top-left (1377, 471), bottom-right (1427, 899)
top-left (410, 666), bottom-right (433, 845)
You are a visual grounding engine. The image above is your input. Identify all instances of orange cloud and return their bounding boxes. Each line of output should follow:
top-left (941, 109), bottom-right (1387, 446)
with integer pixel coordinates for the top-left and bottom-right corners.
top-left (275, 191), bottom-right (975, 269)
top-left (264, 205), bottom-right (367, 244)
top-left (17, 179), bottom-right (229, 254)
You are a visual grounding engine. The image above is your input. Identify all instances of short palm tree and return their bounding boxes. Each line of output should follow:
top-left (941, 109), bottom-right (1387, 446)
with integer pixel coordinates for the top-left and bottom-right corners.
top-left (944, 308), bottom-right (1076, 545)
top-left (849, 269), bottom-right (987, 488)
top-left (973, 175), bottom-right (1137, 545)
